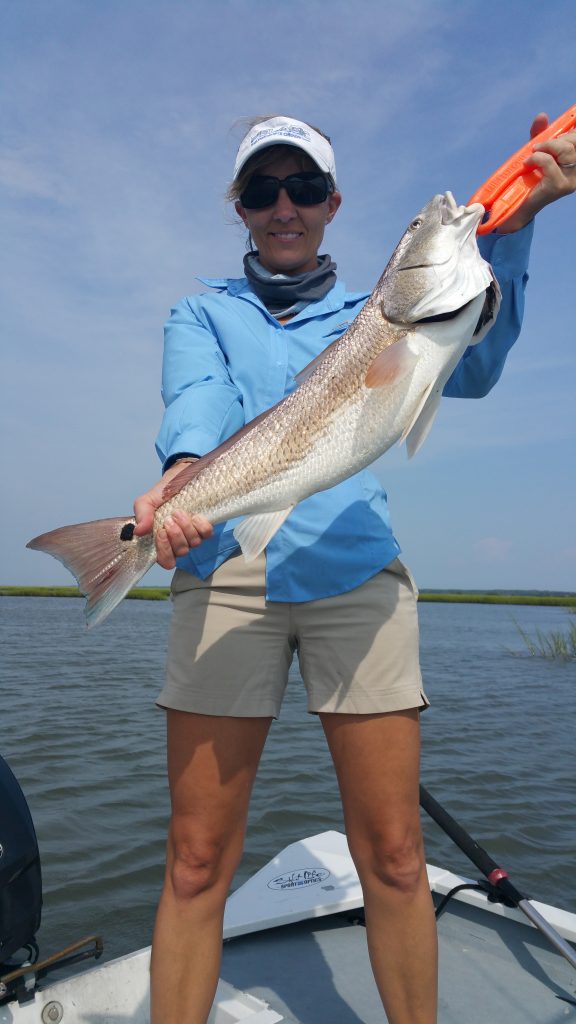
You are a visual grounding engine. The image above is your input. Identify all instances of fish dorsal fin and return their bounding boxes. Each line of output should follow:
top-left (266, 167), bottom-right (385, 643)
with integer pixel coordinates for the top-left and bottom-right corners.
top-left (365, 338), bottom-right (418, 389)
top-left (161, 459), bottom-right (205, 501)
top-left (234, 507), bottom-right (294, 561)
top-left (294, 351), bottom-right (328, 386)
top-left (399, 381), bottom-right (442, 459)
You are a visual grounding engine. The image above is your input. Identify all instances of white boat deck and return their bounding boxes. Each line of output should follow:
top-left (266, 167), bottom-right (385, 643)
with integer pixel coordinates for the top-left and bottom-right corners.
top-left (1, 832), bottom-right (575, 1023)
top-left (221, 897), bottom-right (576, 1022)
top-left (219, 831), bottom-right (576, 1022)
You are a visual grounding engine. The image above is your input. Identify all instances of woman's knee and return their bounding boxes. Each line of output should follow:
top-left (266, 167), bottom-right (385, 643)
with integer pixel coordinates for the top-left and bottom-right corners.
top-left (168, 828), bottom-right (243, 902)
top-left (351, 827), bottom-right (427, 896)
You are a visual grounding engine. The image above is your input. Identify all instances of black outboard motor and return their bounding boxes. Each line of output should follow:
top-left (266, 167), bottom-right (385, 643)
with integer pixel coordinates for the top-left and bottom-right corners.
top-left (1, 757), bottom-right (102, 1004)
top-left (0, 755), bottom-right (42, 966)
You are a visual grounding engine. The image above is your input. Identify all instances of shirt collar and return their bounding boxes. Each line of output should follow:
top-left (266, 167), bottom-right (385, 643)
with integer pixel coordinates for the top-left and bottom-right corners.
top-left (195, 276), bottom-right (369, 320)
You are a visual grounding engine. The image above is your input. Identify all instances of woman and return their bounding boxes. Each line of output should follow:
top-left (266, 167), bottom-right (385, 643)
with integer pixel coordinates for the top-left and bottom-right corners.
top-left (135, 115), bottom-right (576, 1024)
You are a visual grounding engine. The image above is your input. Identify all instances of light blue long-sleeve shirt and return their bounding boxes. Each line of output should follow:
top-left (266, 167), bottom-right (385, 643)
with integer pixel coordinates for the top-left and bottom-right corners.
top-left (156, 223), bottom-right (534, 601)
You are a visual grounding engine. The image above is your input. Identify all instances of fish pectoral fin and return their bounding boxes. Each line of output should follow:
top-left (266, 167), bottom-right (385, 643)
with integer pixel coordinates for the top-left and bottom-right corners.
top-left (234, 507), bottom-right (294, 561)
top-left (400, 381), bottom-right (442, 459)
top-left (365, 339), bottom-right (419, 389)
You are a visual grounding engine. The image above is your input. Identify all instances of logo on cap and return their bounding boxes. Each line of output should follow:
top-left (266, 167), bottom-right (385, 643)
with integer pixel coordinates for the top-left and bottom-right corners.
top-left (250, 125), bottom-right (311, 148)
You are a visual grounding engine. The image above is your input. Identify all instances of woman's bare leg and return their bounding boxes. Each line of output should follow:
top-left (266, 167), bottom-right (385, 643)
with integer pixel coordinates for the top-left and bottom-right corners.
top-left (150, 710), bottom-right (272, 1024)
top-left (321, 709), bottom-right (437, 1024)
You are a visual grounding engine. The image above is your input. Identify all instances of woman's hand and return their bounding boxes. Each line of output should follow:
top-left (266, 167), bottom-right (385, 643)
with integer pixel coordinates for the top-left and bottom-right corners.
top-left (498, 112), bottom-right (576, 233)
top-left (133, 461), bottom-right (214, 569)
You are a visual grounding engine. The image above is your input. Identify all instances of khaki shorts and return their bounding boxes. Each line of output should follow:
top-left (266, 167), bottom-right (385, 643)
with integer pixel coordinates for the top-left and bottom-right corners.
top-left (157, 552), bottom-right (429, 718)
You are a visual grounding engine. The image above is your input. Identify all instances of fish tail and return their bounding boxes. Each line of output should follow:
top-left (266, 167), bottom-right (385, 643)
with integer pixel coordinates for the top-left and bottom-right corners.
top-left (27, 517), bottom-right (157, 628)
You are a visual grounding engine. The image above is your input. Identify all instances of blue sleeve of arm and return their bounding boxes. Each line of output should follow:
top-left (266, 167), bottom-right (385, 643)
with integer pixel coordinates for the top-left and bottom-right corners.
top-left (443, 220), bottom-right (534, 398)
top-left (155, 297), bottom-right (245, 468)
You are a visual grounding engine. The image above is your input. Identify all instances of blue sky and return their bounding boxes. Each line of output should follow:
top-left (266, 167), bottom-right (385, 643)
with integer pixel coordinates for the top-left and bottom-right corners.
top-left (2, 0), bottom-right (575, 591)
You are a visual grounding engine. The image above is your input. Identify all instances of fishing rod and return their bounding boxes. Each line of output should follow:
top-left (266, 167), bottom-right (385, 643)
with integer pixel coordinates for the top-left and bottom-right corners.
top-left (419, 784), bottom-right (576, 972)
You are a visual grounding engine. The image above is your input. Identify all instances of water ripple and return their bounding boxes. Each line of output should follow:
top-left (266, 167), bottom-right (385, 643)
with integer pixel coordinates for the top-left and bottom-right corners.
top-left (1, 595), bottom-right (575, 964)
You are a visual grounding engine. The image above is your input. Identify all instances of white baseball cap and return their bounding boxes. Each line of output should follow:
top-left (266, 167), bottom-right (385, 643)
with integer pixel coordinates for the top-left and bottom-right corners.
top-left (233, 116), bottom-right (337, 184)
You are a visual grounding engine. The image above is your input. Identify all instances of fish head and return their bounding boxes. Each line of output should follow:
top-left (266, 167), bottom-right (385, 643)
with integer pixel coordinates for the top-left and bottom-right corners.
top-left (378, 193), bottom-right (495, 325)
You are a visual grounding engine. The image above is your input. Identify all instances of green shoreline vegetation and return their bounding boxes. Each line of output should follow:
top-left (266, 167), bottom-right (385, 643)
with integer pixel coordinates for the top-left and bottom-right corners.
top-left (0, 586), bottom-right (170, 601)
top-left (1, 585), bottom-right (575, 607)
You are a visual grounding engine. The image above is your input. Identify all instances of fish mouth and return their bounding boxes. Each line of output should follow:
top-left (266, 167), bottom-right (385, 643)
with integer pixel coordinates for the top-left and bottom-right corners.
top-left (441, 190), bottom-right (460, 224)
top-left (380, 192), bottom-right (494, 324)
top-left (441, 191), bottom-right (484, 227)
top-left (396, 194), bottom-right (485, 275)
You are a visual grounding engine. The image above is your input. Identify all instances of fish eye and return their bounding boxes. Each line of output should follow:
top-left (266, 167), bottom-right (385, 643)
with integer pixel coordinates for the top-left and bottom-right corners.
top-left (409, 218), bottom-right (423, 231)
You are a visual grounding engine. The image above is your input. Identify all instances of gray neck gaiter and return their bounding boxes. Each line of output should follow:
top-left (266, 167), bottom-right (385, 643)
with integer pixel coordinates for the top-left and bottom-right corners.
top-left (243, 252), bottom-right (337, 316)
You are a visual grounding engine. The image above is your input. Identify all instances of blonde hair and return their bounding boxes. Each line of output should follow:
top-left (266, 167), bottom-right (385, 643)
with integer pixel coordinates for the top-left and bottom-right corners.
top-left (226, 115), bottom-right (334, 202)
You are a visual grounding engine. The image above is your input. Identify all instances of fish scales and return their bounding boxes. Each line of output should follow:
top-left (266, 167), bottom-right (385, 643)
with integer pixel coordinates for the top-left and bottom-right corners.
top-left (154, 294), bottom-right (405, 529)
top-left (27, 192), bottom-right (499, 626)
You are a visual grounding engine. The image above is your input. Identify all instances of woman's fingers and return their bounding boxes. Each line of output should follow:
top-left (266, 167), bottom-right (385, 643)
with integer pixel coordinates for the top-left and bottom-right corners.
top-left (165, 510), bottom-right (214, 550)
top-left (155, 511), bottom-right (214, 569)
top-left (532, 128), bottom-right (576, 161)
top-left (133, 495), bottom-right (158, 536)
top-left (529, 112), bottom-right (549, 139)
top-left (131, 465), bottom-right (214, 567)
top-left (501, 128), bottom-right (576, 231)
top-left (524, 148), bottom-right (576, 200)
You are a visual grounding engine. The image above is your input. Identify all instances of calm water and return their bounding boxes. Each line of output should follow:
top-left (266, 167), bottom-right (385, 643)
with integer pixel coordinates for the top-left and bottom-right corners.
top-left (1, 595), bottom-right (575, 964)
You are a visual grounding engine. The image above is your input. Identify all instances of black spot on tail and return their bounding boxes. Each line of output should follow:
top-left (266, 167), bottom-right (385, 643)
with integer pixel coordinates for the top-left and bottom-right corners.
top-left (120, 523), bottom-right (135, 541)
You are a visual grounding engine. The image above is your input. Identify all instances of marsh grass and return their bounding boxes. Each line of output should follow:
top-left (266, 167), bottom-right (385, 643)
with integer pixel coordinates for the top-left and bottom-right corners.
top-left (2, 586), bottom-right (575, 607)
top-left (512, 617), bottom-right (576, 662)
top-left (0, 585), bottom-right (170, 600)
top-left (419, 592), bottom-right (576, 607)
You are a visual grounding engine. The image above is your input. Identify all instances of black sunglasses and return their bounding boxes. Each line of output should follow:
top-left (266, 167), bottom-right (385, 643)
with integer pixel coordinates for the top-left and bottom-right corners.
top-left (240, 172), bottom-right (333, 210)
